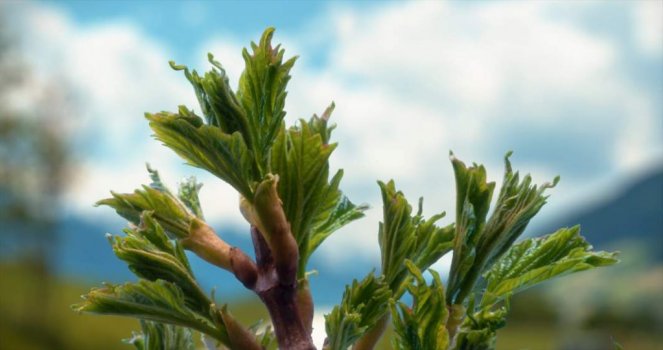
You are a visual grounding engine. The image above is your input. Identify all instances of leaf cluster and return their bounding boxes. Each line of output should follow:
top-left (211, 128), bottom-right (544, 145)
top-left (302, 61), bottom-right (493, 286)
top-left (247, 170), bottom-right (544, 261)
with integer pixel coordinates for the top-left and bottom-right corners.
top-left (324, 272), bottom-right (390, 350)
top-left (446, 152), bottom-right (561, 305)
top-left (125, 320), bottom-right (195, 350)
top-left (76, 27), bottom-right (620, 350)
top-left (96, 165), bottom-right (202, 239)
top-left (390, 261), bottom-right (449, 350)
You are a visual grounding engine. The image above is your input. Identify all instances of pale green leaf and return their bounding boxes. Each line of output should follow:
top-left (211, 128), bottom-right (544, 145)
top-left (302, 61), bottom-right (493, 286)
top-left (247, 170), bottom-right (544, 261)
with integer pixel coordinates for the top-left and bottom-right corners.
top-left (109, 212), bottom-right (211, 313)
top-left (178, 176), bottom-right (204, 219)
top-left (96, 166), bottom-right (194, 239)
top-left (324, 272), bottom-right (390, 350)
top-left (378, 180), bottom-right (454, 297)
top-left (73, 279), bottom-right (229, 345)
top-left (482, 226), bottom-right (618, 306)
top-left (125, 321), bottom-right (195, 350)
top-left (271, 113), bottom-right (366, 277)
top-left (147, 109), bottom-right (255, 199)
top-left (391, 261), bottom-right (449, 350)
top-left (237, 27), bottom-right (297, 171)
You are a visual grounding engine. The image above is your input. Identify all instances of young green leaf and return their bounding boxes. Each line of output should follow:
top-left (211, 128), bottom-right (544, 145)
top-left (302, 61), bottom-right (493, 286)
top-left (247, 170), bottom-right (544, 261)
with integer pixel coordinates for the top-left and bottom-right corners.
top-left (481, 225), bottom-right (618, 307)
top-left (73, 279), bottom-right (229, 345)
top-left (97, 166), bottom-right (194, 239)
top-left (178, 176), bottom-right (205, 219)
top-left (170, 55), bottom-right (248, 138)
top-left (446, 153), bottom-right (495, 305)
top-left (378, 180), bottom-right (454, 297)
top-left (271, 111), bottom-right (367, 277)
top-left (477, 152), bottom-right (560, 273)
top-left (237, 27), bottom-right (297, 172)
top-left (390, 261), bottom-right (449, 350)
top-left (125, 320), bottom-right (195, 350)
top-left (108, 212), bottom-right (211, 313)
top-left (453, 305), bottom-right (508, 350)
top-left (147, 109), bottom-right (255, 199)
top-left (447, 152), bottom-right (560, 305)
top-left (324, 272), bottom-right (391, 350)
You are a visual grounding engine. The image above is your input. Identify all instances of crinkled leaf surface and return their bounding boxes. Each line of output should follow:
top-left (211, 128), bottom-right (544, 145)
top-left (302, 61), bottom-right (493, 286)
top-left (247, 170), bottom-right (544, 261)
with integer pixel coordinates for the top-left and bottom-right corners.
top-left (391, 261), bottom-right (449, 350)
top-left (378, 180), bottom-right (454, 297)
top-left (271, 112), bottom-right (367, 277)
top-left (481, 226), bottom-right (618, 306)
top-left (237, 27), bottom-right (296, 173)
top-left (74, 279), bottom-right (228, 345)
top-left (147, 109), bottom-right (255, 199)
top-left (97, 166), bottom-right (196, 239)
top-left (109, 212), bottom-right (210, 313)
top-left (324, 271), bottom-right (390, 350)
top-left (125, 320), bottom-right (195, 350)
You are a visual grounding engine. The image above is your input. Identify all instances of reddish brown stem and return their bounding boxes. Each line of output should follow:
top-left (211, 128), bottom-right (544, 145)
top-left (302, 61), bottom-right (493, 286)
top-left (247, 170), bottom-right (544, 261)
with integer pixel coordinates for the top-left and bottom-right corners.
top-left (247, 227), bottom-right (316, 350)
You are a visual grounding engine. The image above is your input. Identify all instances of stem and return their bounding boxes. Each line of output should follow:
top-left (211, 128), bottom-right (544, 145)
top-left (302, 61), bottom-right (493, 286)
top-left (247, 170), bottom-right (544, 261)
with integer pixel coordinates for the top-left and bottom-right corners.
top-left (352, 313), bottom-right (389, 350)
top-left (260, 284), bottom-right (315, 349)
top-left (250, 227), bottom-right (316, 350)
top-left (296, 279), bottom-right (314, 335)
top-left (446, 304), bottom-right (466, 349)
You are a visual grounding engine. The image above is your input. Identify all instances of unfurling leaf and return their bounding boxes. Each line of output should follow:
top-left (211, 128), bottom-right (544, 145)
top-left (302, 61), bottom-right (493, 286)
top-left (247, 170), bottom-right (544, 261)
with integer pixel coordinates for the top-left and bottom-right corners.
top-left (147, 110), bottom-right (255, 199)
top-left (108, 212), bottom-right (211, 313)
top-left (447, 152), bottom-right (559, 305)
top-left (390, 261), bottom-right (449, 350)
top-left (125, 320), bottom-right (195, 350)
top-left (271, 108), bottom-right (367, 277)
top-left (378, 180), bottom-right (454, 297)
top-left (96, 166), bottom-right (194, 240)
top-left (73, 279), bottom-right (229, 345)
top-left (324, 272), bottom-right (390, 350)
top-left (178, 176), bottom-right (204, 219)
top-left (446, 153), bottom-right (495, 305)
top-left (238, 27), bottom-right (297, 173)
top-left (481, 226), bottom-right (618, 306)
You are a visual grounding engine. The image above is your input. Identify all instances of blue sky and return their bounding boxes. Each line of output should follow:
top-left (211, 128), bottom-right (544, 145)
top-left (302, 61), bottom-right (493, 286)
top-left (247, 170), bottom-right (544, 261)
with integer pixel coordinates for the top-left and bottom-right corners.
top-left (4, 0), bottom-right (662, 269)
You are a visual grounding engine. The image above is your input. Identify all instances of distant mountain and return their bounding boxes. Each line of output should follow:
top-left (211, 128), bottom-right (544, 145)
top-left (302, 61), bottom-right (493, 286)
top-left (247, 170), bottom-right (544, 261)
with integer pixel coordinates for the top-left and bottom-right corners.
top-left (537, 167), bottom-right (663, 260)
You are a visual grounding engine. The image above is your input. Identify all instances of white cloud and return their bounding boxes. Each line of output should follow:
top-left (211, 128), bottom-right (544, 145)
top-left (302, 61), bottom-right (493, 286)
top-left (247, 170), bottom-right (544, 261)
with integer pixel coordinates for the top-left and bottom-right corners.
top-left (10, 0), bottom-right (661, 273)
top-left (634, 0), bottom-right (663, 57)
top-left (10, 3), bottom-right (247, 225)
top-left (282, 0), bottom-right (662, 265)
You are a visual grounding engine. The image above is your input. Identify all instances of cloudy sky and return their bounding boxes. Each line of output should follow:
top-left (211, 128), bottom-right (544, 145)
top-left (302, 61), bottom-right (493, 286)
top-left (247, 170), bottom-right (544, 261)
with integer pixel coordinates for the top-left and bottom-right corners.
top-left (3, 1), bottom-right (662, 270)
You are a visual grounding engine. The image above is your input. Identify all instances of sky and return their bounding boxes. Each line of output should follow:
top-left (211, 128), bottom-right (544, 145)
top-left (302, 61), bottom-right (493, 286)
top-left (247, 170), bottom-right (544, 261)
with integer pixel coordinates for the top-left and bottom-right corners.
top-left (3, 0), bottom-right (662, 272)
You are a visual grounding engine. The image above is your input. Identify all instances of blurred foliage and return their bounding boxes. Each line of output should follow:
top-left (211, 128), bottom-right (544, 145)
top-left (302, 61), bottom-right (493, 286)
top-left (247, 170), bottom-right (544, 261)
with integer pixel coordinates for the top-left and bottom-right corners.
top-left (0, 6), bottom-right (72, 251)
top-left (0, 261), bottom-right (138, 350)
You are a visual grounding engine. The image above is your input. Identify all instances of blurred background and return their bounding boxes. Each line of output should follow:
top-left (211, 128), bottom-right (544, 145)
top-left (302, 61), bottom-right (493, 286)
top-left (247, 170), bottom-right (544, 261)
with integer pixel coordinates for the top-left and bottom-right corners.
top-left (0, 1), bottom-right (661, 349)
